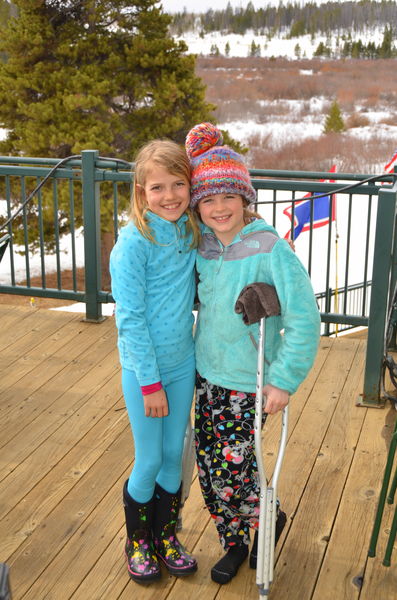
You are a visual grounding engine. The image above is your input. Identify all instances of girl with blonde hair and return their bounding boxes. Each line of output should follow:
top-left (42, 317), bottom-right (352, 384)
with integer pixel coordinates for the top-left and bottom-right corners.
top-left (110, 138), bottom-right (198, 584)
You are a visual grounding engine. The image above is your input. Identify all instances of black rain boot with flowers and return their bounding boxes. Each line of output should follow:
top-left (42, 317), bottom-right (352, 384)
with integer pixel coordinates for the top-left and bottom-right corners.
top-left (123, 480), bottom-right (161, 583)
top-left (152, 482), bottom-right (198, 576)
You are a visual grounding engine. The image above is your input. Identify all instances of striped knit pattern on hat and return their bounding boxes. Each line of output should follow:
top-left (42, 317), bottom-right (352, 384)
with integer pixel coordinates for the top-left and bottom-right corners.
top-left (185, 123), bottom-right (256, 208)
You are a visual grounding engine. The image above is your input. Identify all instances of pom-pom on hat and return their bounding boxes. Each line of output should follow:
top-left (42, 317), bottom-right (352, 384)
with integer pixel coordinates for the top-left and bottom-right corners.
top-left (185, 122), bottom-right (256, 208)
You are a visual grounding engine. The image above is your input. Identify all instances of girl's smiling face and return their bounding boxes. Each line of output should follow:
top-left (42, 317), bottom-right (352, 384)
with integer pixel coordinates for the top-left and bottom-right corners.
top-left (138, 162), bottom-right (190, 222)
top-left (198, 193), bottom-right (246, 245)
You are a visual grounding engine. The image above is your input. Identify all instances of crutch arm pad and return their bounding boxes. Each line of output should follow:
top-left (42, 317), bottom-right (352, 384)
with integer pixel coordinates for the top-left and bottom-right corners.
top-left (235, 282), bottom-right (281, 325)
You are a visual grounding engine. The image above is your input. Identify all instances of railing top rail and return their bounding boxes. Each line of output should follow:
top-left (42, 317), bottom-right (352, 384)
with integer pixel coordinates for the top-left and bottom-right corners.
top-left (0, 156), bottom-right (394, 185)
top-left (250, 168), bottom-right (395, 183)
top-left (0, 165), bottom-right (81, 178)
top-left (0, 154), bottom-right (133, 171)
top-left (252, 179), bottom-right (383, 196)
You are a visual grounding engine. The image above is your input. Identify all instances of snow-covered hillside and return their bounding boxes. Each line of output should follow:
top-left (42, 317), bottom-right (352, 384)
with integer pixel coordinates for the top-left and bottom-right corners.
top-left (176, 27), bottom-right (386, 59)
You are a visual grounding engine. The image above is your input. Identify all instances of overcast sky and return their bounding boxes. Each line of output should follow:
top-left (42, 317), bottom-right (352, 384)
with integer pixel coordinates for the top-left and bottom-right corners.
top-left (160, 0), bottom-right (268, 13)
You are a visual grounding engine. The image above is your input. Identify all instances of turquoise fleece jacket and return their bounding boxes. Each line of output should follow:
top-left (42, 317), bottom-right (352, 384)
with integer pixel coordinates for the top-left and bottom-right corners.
top-left (109, 212), bottom-right (196, 386)
top-left (195, 219), bottom-right (320, 394)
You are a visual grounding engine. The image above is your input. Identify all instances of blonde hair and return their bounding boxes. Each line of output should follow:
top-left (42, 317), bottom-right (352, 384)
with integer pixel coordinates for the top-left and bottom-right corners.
top-left (131, 139), bottom-right (200, 248)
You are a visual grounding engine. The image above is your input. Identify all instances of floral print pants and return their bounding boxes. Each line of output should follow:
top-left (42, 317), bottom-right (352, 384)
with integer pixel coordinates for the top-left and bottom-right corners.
top-left (195, 373), bottom-right (267, 549)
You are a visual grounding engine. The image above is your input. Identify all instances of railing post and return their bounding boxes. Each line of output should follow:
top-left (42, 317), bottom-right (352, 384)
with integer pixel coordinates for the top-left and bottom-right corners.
top-left (359, 185), bottom-right (397, 406)
top-left (324, 287), bottom-right (331, 336)
top-left (82, 149), bottom-right (105, 322)
top-left (388, 168), bottom-right (397, 351)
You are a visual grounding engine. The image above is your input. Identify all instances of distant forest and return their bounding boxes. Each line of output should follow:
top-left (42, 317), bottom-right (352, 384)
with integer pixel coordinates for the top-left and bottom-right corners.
top-left (170, 1), bottom-right (397, 37)
top-left (170, 1), bottom-right (397, 59)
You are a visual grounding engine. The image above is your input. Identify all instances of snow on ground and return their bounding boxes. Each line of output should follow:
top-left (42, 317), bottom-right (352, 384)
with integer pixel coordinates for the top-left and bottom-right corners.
top-left (256, 97), bottom-right (328, 114)
top-left (0, 228), bottom-right (85, 284)
top-left (346, 122), bottom-right (397, 142)
top-left (177, 28), bottom-right (386, 59)
top-left (51, 301), bottom-right (115, 315)
top-left (219, 118), bottom-right (324, 150)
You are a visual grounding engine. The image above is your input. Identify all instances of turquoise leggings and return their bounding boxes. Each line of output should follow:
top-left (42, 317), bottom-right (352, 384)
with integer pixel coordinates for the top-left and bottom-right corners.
top-left (122, 353), bottom-right (195, 503)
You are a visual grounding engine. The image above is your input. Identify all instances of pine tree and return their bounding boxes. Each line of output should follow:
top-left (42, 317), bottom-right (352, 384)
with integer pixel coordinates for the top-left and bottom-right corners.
top-left (0, 0), bottom-right (214, 158)
top-left (0, 0), bottom-right (15, 25)
top-left (0, 0), bottom-right (215, 286)
top-left (210, 44), bottom-right (220, 56)
top-left (379, 25), bottom-right (394, 58)
top-left (323, 100), bottom-right (345, 134)
top-left (249, 39), bottom-right (260, 57)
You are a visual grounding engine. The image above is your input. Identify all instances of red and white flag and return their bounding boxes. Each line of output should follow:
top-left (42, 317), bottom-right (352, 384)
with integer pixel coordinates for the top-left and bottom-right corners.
top-left (384, 149), bottom-right (397, 174)
top-left (283, 165), bottom-right (337, 241)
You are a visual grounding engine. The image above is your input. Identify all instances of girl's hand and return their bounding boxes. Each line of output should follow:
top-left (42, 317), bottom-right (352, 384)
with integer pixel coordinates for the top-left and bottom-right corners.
top-left (144, 389), bottom-right (169, 418)
top-left (262, 384), bottom-right (289, 415)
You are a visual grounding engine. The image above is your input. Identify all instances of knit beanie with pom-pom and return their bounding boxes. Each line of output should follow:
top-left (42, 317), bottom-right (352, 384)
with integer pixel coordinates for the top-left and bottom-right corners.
top-left (185, 122), bottom-right (256, 208)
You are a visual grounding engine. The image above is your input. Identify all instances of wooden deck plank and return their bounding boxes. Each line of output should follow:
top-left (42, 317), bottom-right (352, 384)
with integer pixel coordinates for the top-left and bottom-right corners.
top-left (0, 309), bottom-right (80, 391)
top-left (0, 377), bottom-right (125, 558)
top-left (311, 404), bottom-right (397, 600)
top-left (0, 305), bottom-right (52, 352)
top-left (0, 368), bottom-right (122, 521)
top-left (8, 423), bottom-right (132, 599)
top-left (336, 406), bottom-right (397, 600)
top-left (267, 339), bottom-right (367, 600)
top-left (0, 303), bottom-right (40, 335)
top-left (0, 317), bottom-right (116, 447)
top-left (1, 308), bottom-right (397, 600)
top-left (0, 349), bottom-right (120, 486)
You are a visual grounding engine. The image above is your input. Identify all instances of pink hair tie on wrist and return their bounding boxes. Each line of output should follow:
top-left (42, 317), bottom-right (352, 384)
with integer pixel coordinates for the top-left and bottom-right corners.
top-left (141, 382), bottom-right (162, 395)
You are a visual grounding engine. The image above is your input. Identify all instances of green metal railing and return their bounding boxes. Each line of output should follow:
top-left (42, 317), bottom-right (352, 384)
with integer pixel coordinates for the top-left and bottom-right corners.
top-left (0, 150), bottom-right (396, 405)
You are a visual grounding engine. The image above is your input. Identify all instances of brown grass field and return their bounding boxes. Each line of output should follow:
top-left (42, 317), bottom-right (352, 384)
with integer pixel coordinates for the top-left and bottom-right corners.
top-left (197, 56), bottom-right (397, 172)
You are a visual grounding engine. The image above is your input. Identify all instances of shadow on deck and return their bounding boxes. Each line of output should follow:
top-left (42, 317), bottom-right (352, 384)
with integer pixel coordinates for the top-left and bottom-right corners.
top-left (0, 304), bottom-right (397, 600)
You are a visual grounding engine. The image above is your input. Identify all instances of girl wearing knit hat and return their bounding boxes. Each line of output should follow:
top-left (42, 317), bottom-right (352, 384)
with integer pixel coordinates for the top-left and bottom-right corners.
top-left (110, 139), bottom-right (198, 584)
top-left (186, 123), bottom-right (320, 584)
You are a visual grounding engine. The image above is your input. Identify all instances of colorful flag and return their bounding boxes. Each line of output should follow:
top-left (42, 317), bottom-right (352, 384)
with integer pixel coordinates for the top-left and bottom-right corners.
top-left (283, 165), bottom-right (336, 240)
top-left (384, 149), bottom-right (397, 174)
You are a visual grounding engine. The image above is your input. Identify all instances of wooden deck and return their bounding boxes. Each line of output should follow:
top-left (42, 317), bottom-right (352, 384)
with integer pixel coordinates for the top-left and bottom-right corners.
top-left (1, 303), bottom-right (397, 600)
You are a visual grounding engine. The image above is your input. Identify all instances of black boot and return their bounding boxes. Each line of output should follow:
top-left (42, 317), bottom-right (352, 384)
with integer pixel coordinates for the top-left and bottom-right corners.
top-left (211, 543), bottom-right (249, 584)
top-left (249, 510), bottom-right (287, 569)
top-left (152, 483), bottom-right (197, 576)
top-left (123, 481), bottom-right (161, 583)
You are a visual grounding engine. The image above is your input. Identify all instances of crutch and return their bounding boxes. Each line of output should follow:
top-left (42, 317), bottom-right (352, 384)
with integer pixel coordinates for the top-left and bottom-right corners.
top-left (177, 419), bottom-right (196, 531)
top-left (235, 283), bottom-right (289, 598)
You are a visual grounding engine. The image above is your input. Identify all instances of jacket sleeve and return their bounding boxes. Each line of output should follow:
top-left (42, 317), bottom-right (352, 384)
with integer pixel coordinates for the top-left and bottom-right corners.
top-left (110, 229), bottom-right (160, 387)
top-left (266, 239), bottom-right (321, 394)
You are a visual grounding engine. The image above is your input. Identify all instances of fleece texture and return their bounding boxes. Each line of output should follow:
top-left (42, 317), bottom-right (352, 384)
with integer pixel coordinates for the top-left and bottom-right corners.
top-left (195, 218), bottom-right (321, 394)
top-left (110, 212), bottom-right (196, 386)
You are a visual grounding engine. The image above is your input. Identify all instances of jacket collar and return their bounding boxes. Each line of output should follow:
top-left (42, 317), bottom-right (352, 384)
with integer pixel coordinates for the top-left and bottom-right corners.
top-left (146, 211), bottom-right (188, 228)
top-left (200, 218), bottom-right (276, 247)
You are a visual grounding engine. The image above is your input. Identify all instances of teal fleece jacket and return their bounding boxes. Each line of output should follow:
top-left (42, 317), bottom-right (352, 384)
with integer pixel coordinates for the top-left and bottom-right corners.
top-left (195, 219), bottom-right (321, 394)
top-left (109, 212), bottom-right (196, 386)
